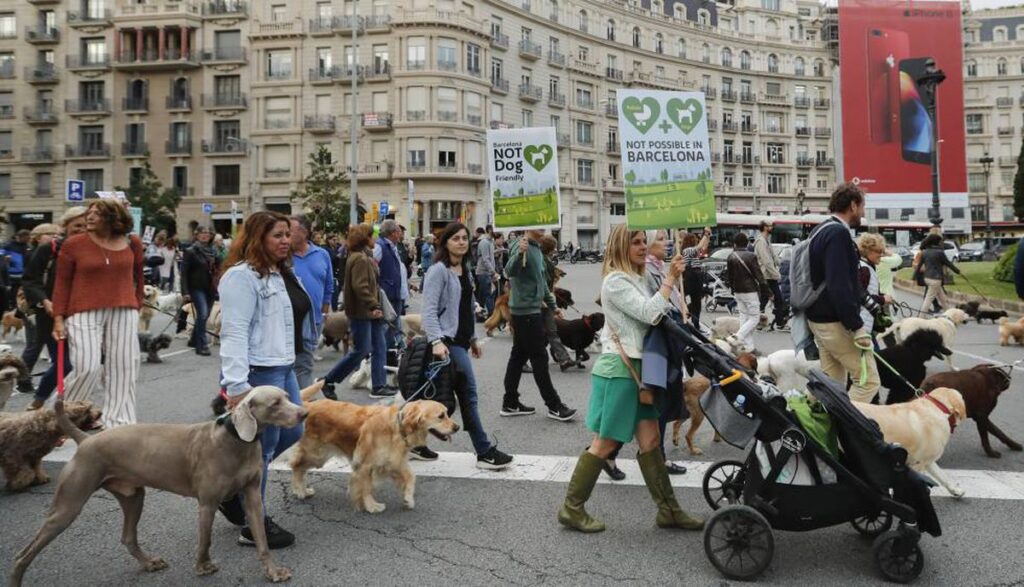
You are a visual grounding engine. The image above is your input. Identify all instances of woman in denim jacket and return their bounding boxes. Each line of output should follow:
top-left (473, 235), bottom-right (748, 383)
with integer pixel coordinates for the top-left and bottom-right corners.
top-left (217, 211), bottom-right (318, 550)
top-left (419, 222), bottom-right (513, 469)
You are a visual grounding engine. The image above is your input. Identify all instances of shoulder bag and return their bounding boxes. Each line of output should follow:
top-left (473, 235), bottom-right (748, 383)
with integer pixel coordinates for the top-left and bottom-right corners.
top-left (607, 322), bottom-right (655, 406)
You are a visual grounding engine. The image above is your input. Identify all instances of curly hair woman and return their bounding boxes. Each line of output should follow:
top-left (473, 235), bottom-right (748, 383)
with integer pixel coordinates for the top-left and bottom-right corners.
top-left (557, 224), bottom-right (704, 533)
top-left (51, 200), bottom-right (144, 428)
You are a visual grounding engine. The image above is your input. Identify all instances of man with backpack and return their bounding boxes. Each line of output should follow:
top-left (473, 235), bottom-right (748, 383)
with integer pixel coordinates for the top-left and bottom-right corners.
top-left (791, 183), bottom-right (879, 402)
top-left (724, 233), bottom-right (767, 353)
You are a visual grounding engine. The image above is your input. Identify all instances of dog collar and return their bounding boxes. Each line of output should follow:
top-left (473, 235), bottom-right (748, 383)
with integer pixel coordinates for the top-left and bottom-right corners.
top-left (583, 315), bottom-right (592, 330)
top-left (216, 413), bottom-right (250, 442)
top-left (923, 393), bottom-right (957, 434)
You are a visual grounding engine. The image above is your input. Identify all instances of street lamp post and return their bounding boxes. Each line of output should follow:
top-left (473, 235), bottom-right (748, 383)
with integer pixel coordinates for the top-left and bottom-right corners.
top-left (916, 58), bottom-right (946, 227)
top-left (349, 1), bottom-right (359, 226)
top-left (980, 153), bottom-right (994, 244)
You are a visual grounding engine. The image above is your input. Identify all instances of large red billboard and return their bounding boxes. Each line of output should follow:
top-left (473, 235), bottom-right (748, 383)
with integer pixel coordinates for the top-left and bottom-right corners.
top-left (839, 0), bottom-right (966, 211)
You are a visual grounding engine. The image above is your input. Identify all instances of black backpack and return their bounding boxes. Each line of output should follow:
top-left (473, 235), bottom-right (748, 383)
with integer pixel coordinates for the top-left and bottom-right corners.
top-left (398, 336), bottom-right (457, 415)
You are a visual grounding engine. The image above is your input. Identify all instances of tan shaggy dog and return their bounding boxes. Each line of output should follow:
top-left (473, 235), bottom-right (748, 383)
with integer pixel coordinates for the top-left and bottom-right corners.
top-left (672, 353), bottom-right (759, 455)
top-left (0, 401), bottom-right (102, 491)
top-left (854, 387), bottom-right (967, 498)
top-left (1, 311), bottom-right (25, 344)
top-left (290, 382), bottom-right (460, 513)
top-left (997, 317), bottom-right (1024, 346)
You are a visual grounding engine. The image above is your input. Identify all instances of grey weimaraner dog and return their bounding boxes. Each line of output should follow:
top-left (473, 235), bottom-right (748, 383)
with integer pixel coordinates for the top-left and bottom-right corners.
top-left (9, 386), bottom-right (308, 586)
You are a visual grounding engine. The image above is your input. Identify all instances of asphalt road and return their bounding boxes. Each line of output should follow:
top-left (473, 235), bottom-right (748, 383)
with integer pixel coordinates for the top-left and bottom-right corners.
top-left (2, 262), bottom-right (1023, 586)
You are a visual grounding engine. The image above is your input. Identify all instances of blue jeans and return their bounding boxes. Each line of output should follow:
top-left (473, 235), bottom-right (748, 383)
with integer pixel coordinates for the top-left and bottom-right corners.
top-left (247, 365), bottom-right (303, 507)
top-left (448, 345), bottom-right (493, 455)
top-left (35, 336), bottom-right (73, 403)
top-left (189, 289), bottom-right (210, 351)
top-left (475, 274), bottom-right (494, 316)
top-left (323, 318), bottom-right (387, 389)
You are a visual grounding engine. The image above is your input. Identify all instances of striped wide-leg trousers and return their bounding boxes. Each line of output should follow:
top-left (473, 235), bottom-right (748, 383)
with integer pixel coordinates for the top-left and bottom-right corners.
top-left (64, 307), bottom-right (140, 428)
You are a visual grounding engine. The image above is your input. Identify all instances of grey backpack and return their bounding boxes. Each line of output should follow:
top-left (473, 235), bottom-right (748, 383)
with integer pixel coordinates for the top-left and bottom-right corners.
top-left (788, 220), bottom-right (844, 311)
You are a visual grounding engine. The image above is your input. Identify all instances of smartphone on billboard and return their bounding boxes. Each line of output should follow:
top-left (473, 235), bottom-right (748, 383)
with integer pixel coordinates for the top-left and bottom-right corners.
top-left (867, 28), bottom-right (908, 145)
top-left (898, 57), bottom-right (934, 165)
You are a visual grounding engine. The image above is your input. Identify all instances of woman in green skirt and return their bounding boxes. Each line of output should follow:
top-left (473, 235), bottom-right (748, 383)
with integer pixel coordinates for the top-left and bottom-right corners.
top-left (557, 224), bottom-right (704, 533)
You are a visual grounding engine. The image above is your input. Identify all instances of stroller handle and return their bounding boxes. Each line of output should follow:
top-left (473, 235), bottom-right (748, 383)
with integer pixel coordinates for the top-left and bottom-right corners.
top-left (720, 370), bottom-right (743, 385)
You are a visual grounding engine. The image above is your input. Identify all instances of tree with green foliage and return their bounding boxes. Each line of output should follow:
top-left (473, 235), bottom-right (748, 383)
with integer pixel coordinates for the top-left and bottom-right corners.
top-left (660, 169), bottom-right (669, 182)
top-left (117, 158), bottom-right (181, 235)
top-left (493, 188), bottom-right (502, 199)
top-left (291, 145), bottom-right (353, 234)
top-left (1016, 141), bottom-right (1024, 221)
top-left (695, 181), bottom-right (707, 195)
top-left (625, 170), bottom-right (636, 185)
top-left (993, 242), bottom-right (1019, 283)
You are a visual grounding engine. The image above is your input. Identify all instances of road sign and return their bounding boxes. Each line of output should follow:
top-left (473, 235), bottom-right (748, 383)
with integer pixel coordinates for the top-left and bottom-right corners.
top-left (66, 180), bottom-right (85, 202)
top-left (379, 201), bottom-right (389, 217)
top-left (202, 203), bottom-right (214, 214)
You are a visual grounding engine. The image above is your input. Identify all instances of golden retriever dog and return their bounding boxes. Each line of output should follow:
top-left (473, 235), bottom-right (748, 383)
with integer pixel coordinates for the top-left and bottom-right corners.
top-left (997, 317), bottom-right (1024, 346)
top-left (138, 285), bottom-right (160, 333)
top-left (179, 301), bottom-right (222, 345)
top-left (672, 353), bottom-right (758, 455)
top-left (879, 308), bottom-right (969, 370)
top-left (484, 293), bottom-right (512, 337)
top-left (290, 383), bottom-right (459, 513)
top-left (1, 310), bottom-right (25, 344)
top-left (853, 387), bottom-right (967, 498)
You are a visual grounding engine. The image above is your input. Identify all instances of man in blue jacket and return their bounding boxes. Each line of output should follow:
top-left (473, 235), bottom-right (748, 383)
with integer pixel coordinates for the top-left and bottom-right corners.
top-left (806, 183), bottom-right (879, 402)
top-left (291, 215), bottom-right (334, 388)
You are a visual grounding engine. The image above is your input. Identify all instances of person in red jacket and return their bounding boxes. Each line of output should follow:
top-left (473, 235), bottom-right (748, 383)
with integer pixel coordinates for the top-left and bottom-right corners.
top-left (52, 199), bottom-right (144, 428)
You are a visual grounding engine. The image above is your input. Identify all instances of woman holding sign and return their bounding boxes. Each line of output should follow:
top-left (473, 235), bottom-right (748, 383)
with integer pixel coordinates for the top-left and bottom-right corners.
top-left (557, 224), bottom-right (703, 533)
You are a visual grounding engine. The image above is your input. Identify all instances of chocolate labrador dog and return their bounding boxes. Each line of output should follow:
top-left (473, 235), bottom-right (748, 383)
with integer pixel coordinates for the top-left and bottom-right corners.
top-left (920, 364), bottom-right (1019, 458)
top-left (9, 386), bottom-right (308, 586)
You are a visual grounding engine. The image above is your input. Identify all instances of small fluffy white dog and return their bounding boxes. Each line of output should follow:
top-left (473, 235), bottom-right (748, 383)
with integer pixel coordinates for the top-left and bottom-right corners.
top-left (880, 308), bottom-right (969, 370)
top-left (156, 292), bottom-right (183, 314)
top-left (348, 358), bottom-right (399, 391)
top-left (757, 349), bottom-right (821, 393)
top-left (710, 316), bottom-right (741, 341)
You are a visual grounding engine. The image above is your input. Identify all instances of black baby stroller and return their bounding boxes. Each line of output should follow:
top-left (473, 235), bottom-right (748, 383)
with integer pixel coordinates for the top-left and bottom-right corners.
top-left (665, 322), bottom-right (940, 583)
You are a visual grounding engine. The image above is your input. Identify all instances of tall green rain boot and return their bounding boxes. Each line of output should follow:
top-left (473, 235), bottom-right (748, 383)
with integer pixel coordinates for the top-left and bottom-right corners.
top-left (637, 449), bottom-right (705, 530)
top-left (557, 452), bottom-right (606, 533)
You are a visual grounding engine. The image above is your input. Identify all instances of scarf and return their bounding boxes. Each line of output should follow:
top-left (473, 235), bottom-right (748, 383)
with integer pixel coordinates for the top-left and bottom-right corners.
top-left (192, 240), bottom-right (217, 268)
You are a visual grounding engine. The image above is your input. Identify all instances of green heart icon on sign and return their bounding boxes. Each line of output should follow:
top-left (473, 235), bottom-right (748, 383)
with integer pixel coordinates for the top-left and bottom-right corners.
top-left (666, 98), bottom-right (703, 134)
top-left (523, 144), bottom-right (553, 172)
top-left (621, 97), bottom-right (661, 134)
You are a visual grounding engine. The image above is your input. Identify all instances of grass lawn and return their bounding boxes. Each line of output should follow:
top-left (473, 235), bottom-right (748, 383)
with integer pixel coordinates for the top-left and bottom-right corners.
top-left (896, 261), bottom-right (1020, 302)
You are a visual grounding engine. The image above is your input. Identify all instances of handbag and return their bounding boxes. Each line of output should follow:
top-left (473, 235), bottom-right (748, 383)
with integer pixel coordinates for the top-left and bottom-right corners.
top-left (733, 252), bottom-right (770, 300)
top-left (607, 323), bottom-right (655, 406)
top-left (378, 288), bottom-right (398, 323)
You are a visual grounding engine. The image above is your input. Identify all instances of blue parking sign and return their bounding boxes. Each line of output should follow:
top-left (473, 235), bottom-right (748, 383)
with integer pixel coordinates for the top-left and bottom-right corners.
top-left (379, 201), bottom-right (389, 216)
top-left (202, 203), bottom-right (214, 214)
top-left (66, 180), bottom-right (85, 202)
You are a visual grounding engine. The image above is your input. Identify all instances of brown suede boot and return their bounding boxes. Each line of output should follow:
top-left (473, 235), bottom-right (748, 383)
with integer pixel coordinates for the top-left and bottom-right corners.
top-left (637, 449), bottom-right (705, 530)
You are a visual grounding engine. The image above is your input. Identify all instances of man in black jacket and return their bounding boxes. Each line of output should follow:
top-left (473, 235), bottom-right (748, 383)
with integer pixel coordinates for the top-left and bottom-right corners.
top-left (806, 183), bottom-right (879, 402)
top-left (724, 232), bottom-right (766, 353)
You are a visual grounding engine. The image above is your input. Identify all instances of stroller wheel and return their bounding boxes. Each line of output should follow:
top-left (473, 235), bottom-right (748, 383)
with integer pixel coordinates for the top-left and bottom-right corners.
top-left (702, 459), bottom-right (746, 510)
top-left (704, 505), bottom-right (774, 581)
top-left (705, 301), bottom-right (718, 312)
top-left (872, 529), bottom-right (924, 583)
top-left (851, 510), bottom-right (894, 538)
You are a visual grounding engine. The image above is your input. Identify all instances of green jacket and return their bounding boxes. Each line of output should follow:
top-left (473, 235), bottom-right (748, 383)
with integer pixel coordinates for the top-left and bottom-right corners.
top-left (505, 237), bottom-right (556, 316)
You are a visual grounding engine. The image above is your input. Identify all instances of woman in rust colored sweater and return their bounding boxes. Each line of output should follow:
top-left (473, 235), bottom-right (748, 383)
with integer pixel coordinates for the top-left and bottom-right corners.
top-left (52, 199), bottom-right (144, 428)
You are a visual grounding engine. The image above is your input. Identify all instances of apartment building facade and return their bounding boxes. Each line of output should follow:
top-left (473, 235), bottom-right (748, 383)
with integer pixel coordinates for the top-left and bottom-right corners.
top-left (0, 0), bottom-right (1011, 244)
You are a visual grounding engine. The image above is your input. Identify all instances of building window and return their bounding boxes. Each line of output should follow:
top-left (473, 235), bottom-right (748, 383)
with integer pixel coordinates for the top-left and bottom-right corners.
top-left (466, 43), bottom-right (481, 75)
top-left (813, 59), bottom-right (825, 76)
top-left (966, 113), bottom-right (984, 134)
top-left (438, 38), bottom-right (457, 69)
top-left (491, 58), bottom-right (503, 83)
top-left (968, 172), bottom-right (987, 192)
top-left (701, 43), bottom-right (710, 63)
top-left (632, 27), bottom-right (641, 48)
top-left (407, 138), bottom-right (426, 169)
top-left (606, 19), bottom-right (615, 41)
top-left (794, 57), bottom-right (805, 76)
top-left (0, 173), bottom-right (10, 198)
top-left (213, 30), bottom-right (241, 60)
top-left (264, 96), bottom-right (291, 128)
top-left (33, 172), bottom-right (50, 196)
top-left (437, 87), bottom-right (457, 121)
top-left (0, 13), bottom-right (15, 39)
top-left (266, 50), bottom-right (292, 80)
top-left (213, 165), bottom-right (240, 195)
top-left (576, 159), bottom-right (593, 184)
top-left (407, 36), bottom-right (426, 69)
top-left (577, 9), bottom-right (588, 33)
top-left (677, 38), bottom-right (686, 59)
top-left (80, 169), bottom-right (104, 196)
top-left (610, 203), bottom-right (626, 216)
top-left (214, 75), bottom-right (241, 100)
top-left (697, 9), bottom-right (710, 25)
top-left (767, 54), bottom-right (778, 73)
top-left (997, 58), bottom-right (1007, 76)
top-left (742, 173), bottom-right (753, 188)
top-left (437, 138), bottom-right (456, 169)
top-left (721, 48), bottom-right (732, 68)
top-left (172, 166), bottom-right (188, 196)
top-left (761, 0), bottom-right (780, 9)
top-left (739, 50), bottom-right (751, 70)
top-left (575, 120), bottom-right (593, 145)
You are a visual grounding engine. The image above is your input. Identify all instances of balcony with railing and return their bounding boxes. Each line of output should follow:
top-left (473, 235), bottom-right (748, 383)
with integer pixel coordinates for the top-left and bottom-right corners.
top-left (24, 105), bottom-right (59, 124)
top-left (203, 0), bottom-right (247, 17)
top-left (407, 110), bottom-right (427, 122)
top-left (816, 157), bottom-right (835, 168)
top-left (21, 146), bottom-right (58, 164)
top-left (702, 87), bottom-right (717, 99)
top-left (201, 93), bottom-right (247, 109)
top-left (722, 121), bottom-right (738, 133)
top-left (796, 156), bottom-right (814, 167)
top-left (25, 65), bottom-right (59, 83)
top-left (304, 114), bottom-right (336, 133)
top-left (814, 127), bottom-right (832, 138)
top-left (518, 83), bottom-right (541, 102)
top-left (122, 142), bottom-right (149, 157)
top-left (466, 114), bottom-right (482, 126)
top-left (814, 98), bottom-right (831, 109)
top-left (997, 97), bottom-right (1015, 108)
top-left (362, 112), bottom-right (393, 131)
top-left (518, 39), bottom-right (542, 60)
top-left (438, 110), bottom-right (458, 122)
top-left (202, 138), bottom-right (248, 154)
top-left (794, 96), bottom-right (811, 108)
top-left (606, 141), bottom-right (620, 155)
top-left (739, 92), bottom-right (757, 104)
top-left (760, 93), bottom-right (788, 105)
top-left (0, 62), bottom-right (15, 79)
top-left (66, 143), bottom-right (112, 159)
top-left (795, 126), bottom-right (811, 137)
top-left (721, 89), bottom-right (736, 101)
top-left (722, 153), bottom-right (737, 164)
top-left (575, 96), bottom-right (595, 110)
top-left (762, 124), bottom-right (786, 135)
top-left (490, 32), bottom-right (509, 50)
top-left (491, 77), bottom-right (509, 94)
top-left (166, 94), bottom-right (192, 110)
top-left (68, 9), bottom-right (113, 27)
top-left (740, 123), bottom-right (757, 134)
top-left (331, 15), bottom-right (363, 33)
top-left (548, 92), bottom-right (566, 108)
top-left (67, 54), bottom-right (111, 70)
top-left (364, 15), bottom-right (391, 30)
top-left (569, 58), bottom-right (597, 75)
top-left (998, 126), bottom-right (1015, 136)
top-left (251, 20), bottom-right (303, 39)
top-left (165, 139), bottom-right (192, 155)
top-left (114, 48), bottom-right (199, 70)
top-left (547, 50), bottom-right (565, 68)
top-left (605, 67), bottom-right (623, 81)
top-left (309, 66), bottom-right (341, 83)
top-left (65, 98), bottom-right (112, 115)
top-left (364, 63), bottom-right (391, 82)
top-left (122, 96), bottom-right (148, 111)
top-left (200, 47), bottom-right (247, 64)
top-left (763, 153), bottom-right (786, 165)
top-left (26, 26), bottom-right (60, 44)
top-left (999, 156), bottom-right (1017, 166)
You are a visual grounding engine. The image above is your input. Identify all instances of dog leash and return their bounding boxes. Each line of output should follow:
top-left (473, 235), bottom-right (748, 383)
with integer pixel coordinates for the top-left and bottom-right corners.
top-left (56, 338), bottom-right (65, 398)
top-left (956, 273), bottom-right (997, 307)
top-left (145, 301), bottom-right (222, 339)
top-left (402, 355), bottom-right (451, 403)
top-left (870, 349), bottom-right (925, 397)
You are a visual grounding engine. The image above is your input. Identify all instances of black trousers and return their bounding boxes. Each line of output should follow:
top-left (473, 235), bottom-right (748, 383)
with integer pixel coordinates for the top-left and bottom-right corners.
top-left (759, 279), bottom-right (788, 327)
top-left (684, 271), bottom-right (704, 329)
top-left (503, 313), bottom-right (563, 410)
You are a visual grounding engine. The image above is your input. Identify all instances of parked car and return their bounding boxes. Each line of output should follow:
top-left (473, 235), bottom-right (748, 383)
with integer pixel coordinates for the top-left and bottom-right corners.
top-left (894, 246), bottom-right (914, 269)
top-left (701, 247), bottom-right (735, 277)
top-left (958, 241), bottom-right (990, 262)
top-left (910, 240), bottom-right (958, 264)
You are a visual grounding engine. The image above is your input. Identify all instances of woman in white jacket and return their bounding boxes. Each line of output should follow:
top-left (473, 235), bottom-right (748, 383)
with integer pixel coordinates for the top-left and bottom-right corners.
top-left (557, 224), bottom-right (704, 533)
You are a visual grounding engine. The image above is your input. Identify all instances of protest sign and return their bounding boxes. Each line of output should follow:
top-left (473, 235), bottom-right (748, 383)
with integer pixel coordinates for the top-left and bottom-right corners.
top-left (486, 127), bottom-right (561, 231)
top-left (617, 90), bottom-right (716, 229)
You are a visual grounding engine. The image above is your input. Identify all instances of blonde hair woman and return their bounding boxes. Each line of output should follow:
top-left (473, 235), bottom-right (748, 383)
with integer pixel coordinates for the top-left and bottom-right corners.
top-left (856, 233), bottom-right (891, 335)
top-left (557, 224), bottom-right (704, 533)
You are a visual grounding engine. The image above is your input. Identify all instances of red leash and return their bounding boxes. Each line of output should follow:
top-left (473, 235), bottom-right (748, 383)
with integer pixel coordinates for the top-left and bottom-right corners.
top-left (57, 338), bottom-right (65, 398)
